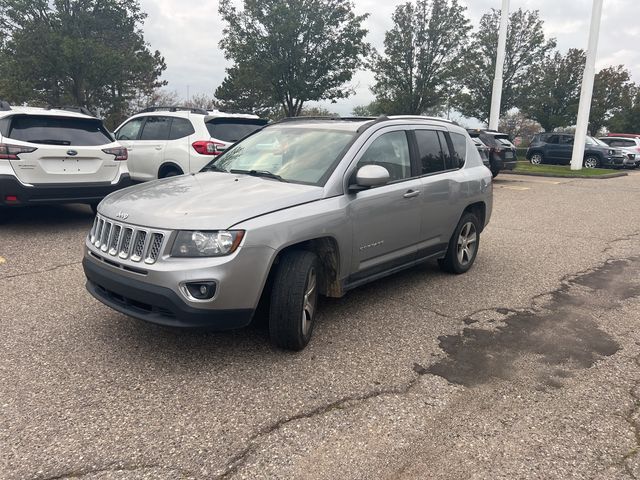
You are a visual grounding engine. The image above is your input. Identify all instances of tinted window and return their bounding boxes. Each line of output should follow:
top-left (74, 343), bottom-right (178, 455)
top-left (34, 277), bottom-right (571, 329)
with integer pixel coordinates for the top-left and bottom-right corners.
top-left (139, 116), bottom-right (171, 140)
top-left (609, 139), bottom-right (635, 147)
top-left (168, 118), bottom-right (195, 140)
top-left (116, 118), bottom-right (144, 140)
top-left (546, 135), bottom-right (560, 144)
top-left (450, 133), bottom-right (467, 169)
top-left (560, 135), bottom-right (574, 145)
top-left (206, 118), bottom-right (268, 143)
top-left (0, 117), bottom-right (10, 137)
top-left (7, 115), bottom-right (113, 146)
top-left (415, 130), bottom-right (445, 174)
top-left (357, 131), bottom-right (411, 181)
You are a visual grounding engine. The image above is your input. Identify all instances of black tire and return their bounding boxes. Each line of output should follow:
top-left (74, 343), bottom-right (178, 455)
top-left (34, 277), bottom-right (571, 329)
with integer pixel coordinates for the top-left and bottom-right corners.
top-left (583, 156), bottom-right (600, 169)
top-left (269, 250), bottom-right (319, 351)
top-left (160, 168), bottom-right (181, 178)
top-left (438, 212), bottom-right (481, 274)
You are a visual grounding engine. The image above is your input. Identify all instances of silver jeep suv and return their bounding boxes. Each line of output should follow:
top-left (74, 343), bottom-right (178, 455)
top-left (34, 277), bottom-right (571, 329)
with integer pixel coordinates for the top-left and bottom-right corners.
top-left (83, 116), bottom-right (493, 350)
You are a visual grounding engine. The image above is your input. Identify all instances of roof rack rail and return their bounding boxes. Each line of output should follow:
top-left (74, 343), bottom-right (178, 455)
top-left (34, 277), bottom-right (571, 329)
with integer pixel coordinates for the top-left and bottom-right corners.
top-left (138, 106), bottom-right (208, 115)
top-left (0, 100), bottom-right (12, 111)
top-left (46, 105), bottom-right (96, 117)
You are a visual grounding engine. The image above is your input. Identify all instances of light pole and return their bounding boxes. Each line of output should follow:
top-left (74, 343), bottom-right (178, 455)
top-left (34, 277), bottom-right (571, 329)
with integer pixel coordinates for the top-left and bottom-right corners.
top-left (488, 0), bottom-right (509, 131)
top-left (570, 0), bottom-right (604, 170)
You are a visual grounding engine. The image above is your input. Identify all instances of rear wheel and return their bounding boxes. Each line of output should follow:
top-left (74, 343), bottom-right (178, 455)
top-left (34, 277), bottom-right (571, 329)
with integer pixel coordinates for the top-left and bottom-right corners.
top-left (159, 168), bottom-right (182, 179)
top-left (530, 153), bottom-right (543, 165)
top-left (583, 156), bottom-right (600, 169)
top-left (438, 212), bottom-right (480, 274)
top-left (269, 250), bottom-right (319, 351)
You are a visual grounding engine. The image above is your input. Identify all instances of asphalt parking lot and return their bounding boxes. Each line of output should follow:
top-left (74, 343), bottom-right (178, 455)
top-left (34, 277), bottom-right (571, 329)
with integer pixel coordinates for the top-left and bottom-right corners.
top-left (2, 172), bottom-right (640, 480)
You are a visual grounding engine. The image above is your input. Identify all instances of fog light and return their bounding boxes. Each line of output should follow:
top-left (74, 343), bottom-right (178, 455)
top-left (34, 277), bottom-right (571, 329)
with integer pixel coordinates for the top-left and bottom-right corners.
top-left (5, 195), bottom-right (18, 202)
top-left (185, 281), bottom-right (216, 300)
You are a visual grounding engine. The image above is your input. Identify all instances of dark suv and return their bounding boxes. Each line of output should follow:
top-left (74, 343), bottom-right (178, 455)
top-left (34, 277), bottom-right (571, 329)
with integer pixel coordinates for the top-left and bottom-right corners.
top-left (527, 133), bottom-right (626, 169)
top-left (467, 130), bottom-right (517, 177)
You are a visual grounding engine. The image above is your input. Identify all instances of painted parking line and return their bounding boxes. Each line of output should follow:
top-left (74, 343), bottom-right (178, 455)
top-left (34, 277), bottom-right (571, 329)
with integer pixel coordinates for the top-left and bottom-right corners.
top-left (496, 185), bottom-right (531, 191)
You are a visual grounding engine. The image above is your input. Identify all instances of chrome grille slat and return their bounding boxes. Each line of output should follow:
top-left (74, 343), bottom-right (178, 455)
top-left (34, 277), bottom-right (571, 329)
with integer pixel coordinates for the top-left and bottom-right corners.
top-left (119, 228), bottom-right (133, 259)
top-left (89, 214), bottom-right (167, 266)
top-left (108, 225), bottom-right (122, 256)
top-left (100, 222), bottom-right (111, 252)
top-left (131, 231), bottom-right (147, 262)
top-left (145, 233), bottom-right (164, 264)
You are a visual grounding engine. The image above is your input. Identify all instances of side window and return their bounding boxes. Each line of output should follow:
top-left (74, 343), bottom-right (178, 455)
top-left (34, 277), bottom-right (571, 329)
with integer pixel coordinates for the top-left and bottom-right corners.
top-left (546, 135), bottom-right (560, 144)
top-left (168, 118), bottom-right (195, 140)
top-left (560, 135), bottom-right (574, 145)
top-left (0, 117), bottom-right (10, 137)
top-left (356, 131), bottom-right (411, 182)
top-left (449, 132), bottom-right (467, 169)
top-left (116, 118), bottom-right (144, 141)
top-left (415, 129), bottom-right (445, 175)
top-left (139, 116), bottom-right (171, 141)
top-left (437, 131), bottom-right (455, 169)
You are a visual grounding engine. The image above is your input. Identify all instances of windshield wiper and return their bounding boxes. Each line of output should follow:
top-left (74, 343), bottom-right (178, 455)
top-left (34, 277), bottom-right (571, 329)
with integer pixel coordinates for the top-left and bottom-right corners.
top-left (230, 169), bottom-right (288, 182)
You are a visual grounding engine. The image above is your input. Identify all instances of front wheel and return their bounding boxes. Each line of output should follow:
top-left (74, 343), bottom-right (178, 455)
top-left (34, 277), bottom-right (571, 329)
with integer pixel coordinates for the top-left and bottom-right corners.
top-left (583, 156), bottom-right (600, 169)
top-left (438, 212), bottom-right (480, 274)
top-left (269, 250), bottom-right (319, 351)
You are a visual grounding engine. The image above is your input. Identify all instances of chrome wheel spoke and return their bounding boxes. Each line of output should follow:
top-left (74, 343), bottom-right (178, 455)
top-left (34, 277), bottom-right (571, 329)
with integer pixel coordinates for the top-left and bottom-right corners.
top-left (467, 232), bottom-right (477, 245)
top-left (301, 269), bottom-right (317, 335)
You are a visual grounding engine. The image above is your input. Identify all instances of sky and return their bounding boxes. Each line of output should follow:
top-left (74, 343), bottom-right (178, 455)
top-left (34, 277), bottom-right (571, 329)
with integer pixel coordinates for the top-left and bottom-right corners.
top-left (139, 0), bottom-right (640, 122)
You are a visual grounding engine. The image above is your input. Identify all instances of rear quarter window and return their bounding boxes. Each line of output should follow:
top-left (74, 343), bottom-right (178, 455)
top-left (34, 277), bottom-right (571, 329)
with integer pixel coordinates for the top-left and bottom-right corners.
top-left (206, 118), bottom-right (268, 143)
top-left (7, 115), bottom-right (113, 146)
top-left (449, 133), bottom-right (467, 168)
top-left (168, 118), bottom-right (195, 140)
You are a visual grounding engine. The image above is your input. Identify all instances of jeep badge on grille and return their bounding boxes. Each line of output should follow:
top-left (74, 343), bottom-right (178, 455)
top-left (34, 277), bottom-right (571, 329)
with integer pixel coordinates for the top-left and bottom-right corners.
top-left (116, 211), bottom-right (129, 220)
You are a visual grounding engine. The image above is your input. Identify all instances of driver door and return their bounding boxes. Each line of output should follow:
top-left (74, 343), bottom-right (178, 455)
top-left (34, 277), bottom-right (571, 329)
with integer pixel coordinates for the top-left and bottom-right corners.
top-left (345, 129), bottom-right (423, 284)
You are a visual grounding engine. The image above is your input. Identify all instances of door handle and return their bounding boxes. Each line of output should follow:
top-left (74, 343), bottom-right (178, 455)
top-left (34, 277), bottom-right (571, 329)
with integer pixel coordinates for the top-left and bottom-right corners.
top-left (403, 189), bottom-right (421, 198)
top-left (154, 146), bottom-right (163, 150)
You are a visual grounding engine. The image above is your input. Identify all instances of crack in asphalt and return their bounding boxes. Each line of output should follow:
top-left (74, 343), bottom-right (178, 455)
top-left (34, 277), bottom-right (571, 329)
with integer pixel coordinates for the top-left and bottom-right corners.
top-left (0, 261), bottom-right (81, 281)
top-left (34, 462), bottom-right (196, 480)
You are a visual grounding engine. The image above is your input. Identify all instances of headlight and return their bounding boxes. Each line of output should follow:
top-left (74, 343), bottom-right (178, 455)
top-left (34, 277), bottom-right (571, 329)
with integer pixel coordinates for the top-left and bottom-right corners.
top-left (171, 230), bottom-right (245, 257)
top-left (608, 149), bottom-right (615, 155)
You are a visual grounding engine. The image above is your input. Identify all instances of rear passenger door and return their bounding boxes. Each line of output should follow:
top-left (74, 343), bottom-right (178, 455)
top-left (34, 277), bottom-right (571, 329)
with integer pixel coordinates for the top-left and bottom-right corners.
top-left (164, 117), bottom-right (195, 173)
top-left (346, 129), bottom-right (423, 283)
top-left (413, 129), bottom-right (463, 256)
top-left (134, 116), bottom-right (171, 181)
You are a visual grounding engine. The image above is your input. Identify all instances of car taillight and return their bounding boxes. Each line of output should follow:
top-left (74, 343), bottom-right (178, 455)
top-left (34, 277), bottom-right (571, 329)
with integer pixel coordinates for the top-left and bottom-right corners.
top-left (102, 147), bottom-right (128, 161)
top-left (0, 143), bottom-right (37, 160)
top-left (192, 141), bottom-right (226, 156)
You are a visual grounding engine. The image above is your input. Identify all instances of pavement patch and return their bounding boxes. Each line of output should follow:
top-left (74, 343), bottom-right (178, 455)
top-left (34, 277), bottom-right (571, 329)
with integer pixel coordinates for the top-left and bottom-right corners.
top-left (427, 258), bottom-right (640, 388)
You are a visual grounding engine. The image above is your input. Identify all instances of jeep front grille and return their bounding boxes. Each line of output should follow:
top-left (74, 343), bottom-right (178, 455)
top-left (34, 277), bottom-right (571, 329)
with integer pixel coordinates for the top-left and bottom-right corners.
top-left (90, 215), bottom-right (166, 264)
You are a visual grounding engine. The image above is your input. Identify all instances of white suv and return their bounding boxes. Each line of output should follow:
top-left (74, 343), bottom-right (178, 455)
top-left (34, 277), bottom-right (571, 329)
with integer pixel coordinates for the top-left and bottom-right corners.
top-left (0, 101), bottom-right (130, 213)
top-left (114, 107), bottom-right (268, 181)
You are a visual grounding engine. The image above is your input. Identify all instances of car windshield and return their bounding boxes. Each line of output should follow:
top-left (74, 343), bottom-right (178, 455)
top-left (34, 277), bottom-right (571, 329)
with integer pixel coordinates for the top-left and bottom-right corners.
top-left (590, 136), bottom-right (608, 146)
top-left (203, 126), bottom-right (356, 186)
top-left (494, 135), bottom-right (514, 147)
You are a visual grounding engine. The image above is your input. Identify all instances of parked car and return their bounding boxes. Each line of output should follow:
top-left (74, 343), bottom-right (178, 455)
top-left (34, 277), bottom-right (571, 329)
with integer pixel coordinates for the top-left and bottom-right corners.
top-left (114, 106), bottom-right (268, 181)
top-left (527, 133), bottom-right (628, 168)
top-left (598, 135), bottom-right (640, 168)
top-left (83, 115), bottom-right (492, 350)
top-left (467, 129), bottom-right (517, 178)
top-left (0, 101), bottom-right (130, 214)
top-left (471, 137), bottom-right (491, 169)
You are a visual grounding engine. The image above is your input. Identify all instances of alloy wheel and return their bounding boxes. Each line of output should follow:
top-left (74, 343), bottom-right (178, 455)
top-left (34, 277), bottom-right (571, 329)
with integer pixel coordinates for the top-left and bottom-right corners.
top-left (301, 268), bottom-right (317, 336)
top-left (457, 222), bottom-right (477, 267)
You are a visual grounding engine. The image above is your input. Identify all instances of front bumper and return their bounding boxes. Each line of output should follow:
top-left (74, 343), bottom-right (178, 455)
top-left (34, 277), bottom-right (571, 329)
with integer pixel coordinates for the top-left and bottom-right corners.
top-left (0, 173), bottom-right (132, 207)
top-left (601, 156), bottom-right (626, 167)
top-left (83, 256), bottom-right (255, 329)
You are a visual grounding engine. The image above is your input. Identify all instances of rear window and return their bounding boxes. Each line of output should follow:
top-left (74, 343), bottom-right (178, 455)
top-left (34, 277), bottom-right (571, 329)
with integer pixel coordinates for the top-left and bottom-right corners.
top-left (206, 118), bottom-right (268, 143)
top-left (7, 115), bottom-right (113, 146)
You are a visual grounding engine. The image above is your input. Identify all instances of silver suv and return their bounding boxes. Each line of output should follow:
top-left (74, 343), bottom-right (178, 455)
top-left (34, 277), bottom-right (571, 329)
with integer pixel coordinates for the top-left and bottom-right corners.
top-left (83, 116), bottom-right (493, 350)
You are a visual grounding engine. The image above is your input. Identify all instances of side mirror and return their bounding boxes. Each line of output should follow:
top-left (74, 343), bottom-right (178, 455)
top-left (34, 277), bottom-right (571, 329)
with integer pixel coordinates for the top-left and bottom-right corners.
top-left (351, 164), bottom-right (390, 190)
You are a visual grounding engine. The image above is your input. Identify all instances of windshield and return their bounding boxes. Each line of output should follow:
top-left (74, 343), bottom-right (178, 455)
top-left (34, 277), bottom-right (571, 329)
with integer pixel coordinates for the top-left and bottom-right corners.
top-left (203, 126), bottom-right (356, 185)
